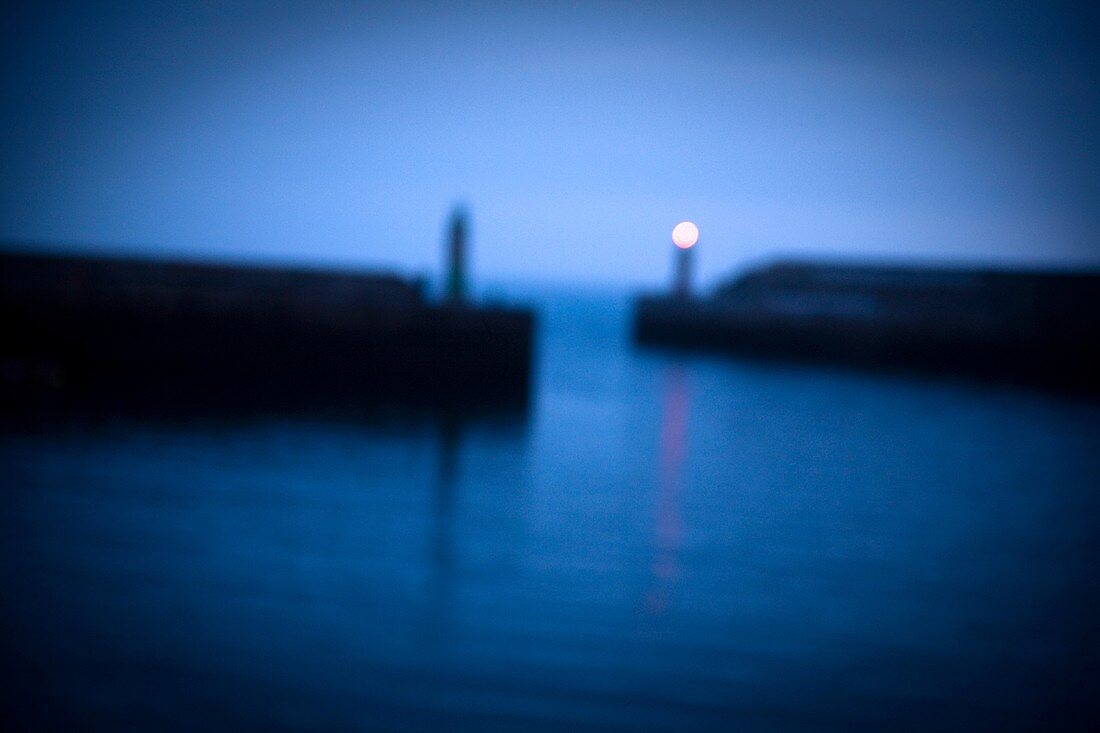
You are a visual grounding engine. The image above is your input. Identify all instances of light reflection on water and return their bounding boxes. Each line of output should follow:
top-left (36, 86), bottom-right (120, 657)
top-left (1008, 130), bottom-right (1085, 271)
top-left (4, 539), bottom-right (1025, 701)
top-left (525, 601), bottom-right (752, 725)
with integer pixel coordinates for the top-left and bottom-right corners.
top-left (647, 365), bottom-right (689, 617)
top-left (1, 287), bottom-right (1098, 731)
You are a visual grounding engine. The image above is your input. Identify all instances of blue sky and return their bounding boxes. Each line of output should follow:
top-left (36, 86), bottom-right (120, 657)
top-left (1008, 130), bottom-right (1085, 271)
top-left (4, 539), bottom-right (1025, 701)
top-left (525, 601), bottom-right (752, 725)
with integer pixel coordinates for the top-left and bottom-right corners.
top-left (2, 1), bottom-right (1098, 287)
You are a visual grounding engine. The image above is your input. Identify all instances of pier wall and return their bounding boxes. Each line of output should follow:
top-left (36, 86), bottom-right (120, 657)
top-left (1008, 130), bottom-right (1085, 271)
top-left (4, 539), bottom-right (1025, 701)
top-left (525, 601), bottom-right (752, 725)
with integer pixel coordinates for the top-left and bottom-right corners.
top-left (634, 262), bottom-right (1100, 391)
top-left (1, 250), bottom-right (534, 410)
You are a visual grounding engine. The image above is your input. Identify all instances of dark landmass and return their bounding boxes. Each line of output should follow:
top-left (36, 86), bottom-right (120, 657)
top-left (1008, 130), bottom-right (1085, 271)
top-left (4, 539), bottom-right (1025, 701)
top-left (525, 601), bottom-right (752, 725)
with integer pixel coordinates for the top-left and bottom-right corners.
top-left (0, 248), bottom-right (534, 414)
top-left (634, 261), bottom-right (1100, 392)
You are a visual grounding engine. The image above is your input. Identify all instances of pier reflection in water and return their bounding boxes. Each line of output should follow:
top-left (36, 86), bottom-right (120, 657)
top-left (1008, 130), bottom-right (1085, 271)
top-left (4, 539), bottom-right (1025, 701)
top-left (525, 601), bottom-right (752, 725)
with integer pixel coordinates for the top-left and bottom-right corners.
top-left (1, 288), bottom-right (1098, 731)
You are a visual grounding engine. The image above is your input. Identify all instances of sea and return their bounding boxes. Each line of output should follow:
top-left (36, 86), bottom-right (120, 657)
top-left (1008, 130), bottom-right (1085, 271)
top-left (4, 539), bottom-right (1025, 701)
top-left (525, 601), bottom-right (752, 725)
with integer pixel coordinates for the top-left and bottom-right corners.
top-left (1, 286), bottom-right (1098, 731)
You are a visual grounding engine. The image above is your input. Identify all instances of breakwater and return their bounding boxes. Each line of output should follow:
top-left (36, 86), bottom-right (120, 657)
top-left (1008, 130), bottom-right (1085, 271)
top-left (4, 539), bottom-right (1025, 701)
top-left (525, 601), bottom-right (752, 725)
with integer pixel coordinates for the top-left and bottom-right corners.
top-left (1, 249), bottom-right (534, 411)
top-left (635, 261), bottom-right (1100, 391)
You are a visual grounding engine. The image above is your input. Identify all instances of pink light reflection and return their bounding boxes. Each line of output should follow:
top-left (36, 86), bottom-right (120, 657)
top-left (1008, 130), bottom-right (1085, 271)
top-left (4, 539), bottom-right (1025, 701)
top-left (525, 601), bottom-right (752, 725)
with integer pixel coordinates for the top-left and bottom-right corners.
top-left (645, 365), bottom-right (690, 615)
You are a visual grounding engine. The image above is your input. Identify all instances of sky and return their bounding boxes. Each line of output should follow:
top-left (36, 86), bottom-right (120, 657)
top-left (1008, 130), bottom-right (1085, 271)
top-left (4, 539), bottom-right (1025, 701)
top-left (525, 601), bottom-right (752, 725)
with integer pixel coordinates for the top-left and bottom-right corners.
top-left (2, 1), bottom-right (1098, 287)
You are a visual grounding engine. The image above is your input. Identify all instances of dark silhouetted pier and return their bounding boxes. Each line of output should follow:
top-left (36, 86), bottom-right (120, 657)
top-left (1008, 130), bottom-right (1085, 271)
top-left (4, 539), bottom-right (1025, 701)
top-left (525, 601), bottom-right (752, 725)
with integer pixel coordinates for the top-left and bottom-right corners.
top-left (634, 261), bottom-right (1100, 391)
top-left (1, 249), bottom-right (534, 411)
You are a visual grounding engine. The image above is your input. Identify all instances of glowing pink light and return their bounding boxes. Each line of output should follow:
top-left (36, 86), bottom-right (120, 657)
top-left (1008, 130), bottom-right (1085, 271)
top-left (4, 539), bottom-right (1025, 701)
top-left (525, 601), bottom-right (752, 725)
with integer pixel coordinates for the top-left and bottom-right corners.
top-left (671, 221), bottom-right (698, 249)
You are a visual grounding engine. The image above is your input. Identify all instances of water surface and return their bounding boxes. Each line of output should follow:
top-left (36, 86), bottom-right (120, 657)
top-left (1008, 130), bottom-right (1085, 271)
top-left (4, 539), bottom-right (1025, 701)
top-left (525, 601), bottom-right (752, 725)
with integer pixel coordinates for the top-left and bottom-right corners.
top-left (2, 288), bottom-right (1098, 731)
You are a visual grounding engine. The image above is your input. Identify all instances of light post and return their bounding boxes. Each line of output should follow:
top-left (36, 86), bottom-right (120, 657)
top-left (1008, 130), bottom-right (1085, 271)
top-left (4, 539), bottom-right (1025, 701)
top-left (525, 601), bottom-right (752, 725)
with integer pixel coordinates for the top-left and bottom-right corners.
top-left (445, 207), bottom-right (468, 304)
top-left (671, 221), bottom-right (698, 299)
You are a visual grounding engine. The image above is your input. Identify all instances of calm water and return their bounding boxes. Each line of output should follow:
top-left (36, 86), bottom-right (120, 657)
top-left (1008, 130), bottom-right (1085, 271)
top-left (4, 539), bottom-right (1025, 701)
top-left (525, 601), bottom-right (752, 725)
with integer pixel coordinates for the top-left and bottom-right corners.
top-left (2, 288), bottom-right (1098, 731)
